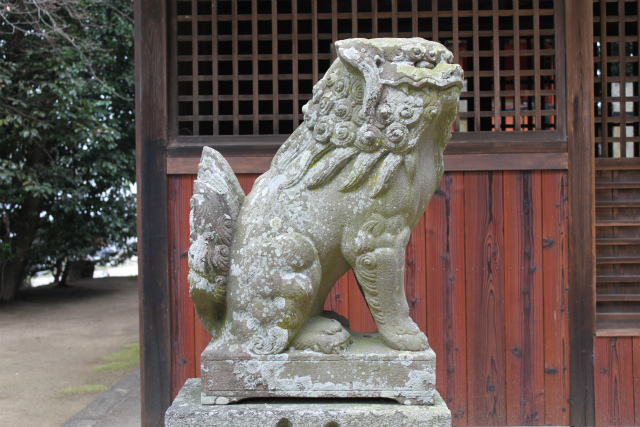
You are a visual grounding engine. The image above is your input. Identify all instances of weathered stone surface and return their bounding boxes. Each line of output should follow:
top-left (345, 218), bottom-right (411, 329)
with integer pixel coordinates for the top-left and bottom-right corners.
top-left (165, 379), bottom-right (452, 427)
top-left (201, 333), bottom-right (436, 405)
top-left (188, 37), bottom-right (463, 356)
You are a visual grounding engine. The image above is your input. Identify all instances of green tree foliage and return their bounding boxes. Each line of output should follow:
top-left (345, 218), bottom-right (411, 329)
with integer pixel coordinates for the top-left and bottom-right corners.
top-left (0, 0), bottom-right (135, 301)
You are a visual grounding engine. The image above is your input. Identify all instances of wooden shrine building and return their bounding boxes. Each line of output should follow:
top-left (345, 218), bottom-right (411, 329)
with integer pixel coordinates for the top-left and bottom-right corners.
top-left (134, 0), bottom-right (640, 425)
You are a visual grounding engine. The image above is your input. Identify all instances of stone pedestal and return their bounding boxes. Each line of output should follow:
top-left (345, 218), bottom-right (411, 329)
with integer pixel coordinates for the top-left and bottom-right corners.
top-left (165, 333), bottom-right (451, 426)
top-left (200, 333), bottom-right (436, 405)
top-left (165, 379), bottom-right (452, 427)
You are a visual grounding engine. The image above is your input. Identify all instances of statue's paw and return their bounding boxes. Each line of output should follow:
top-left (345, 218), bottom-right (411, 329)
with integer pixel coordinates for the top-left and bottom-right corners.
top-left (292, 316), bottom-right (353, 354)
top-left (249, 326), bottom-right (290, 355)
top-left (378, 318), bottom-right (429, 351)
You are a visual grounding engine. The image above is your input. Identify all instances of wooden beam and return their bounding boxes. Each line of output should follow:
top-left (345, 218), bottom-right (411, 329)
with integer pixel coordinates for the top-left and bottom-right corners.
top-left (167, 152), bottom-right (569, 175)
top-left (134, 0), bottom-right (171, 424)
top-left (565, 0), bottom-right (596, 425)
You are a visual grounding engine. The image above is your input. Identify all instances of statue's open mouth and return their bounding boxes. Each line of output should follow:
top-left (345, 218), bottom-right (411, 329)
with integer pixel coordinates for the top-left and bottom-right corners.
top-left (382, 62), bottom-right (464, 90)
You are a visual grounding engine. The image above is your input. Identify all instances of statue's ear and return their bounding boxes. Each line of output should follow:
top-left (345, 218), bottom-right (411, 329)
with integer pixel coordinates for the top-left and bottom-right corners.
top-left (335, 39), bottom-right (384, 122)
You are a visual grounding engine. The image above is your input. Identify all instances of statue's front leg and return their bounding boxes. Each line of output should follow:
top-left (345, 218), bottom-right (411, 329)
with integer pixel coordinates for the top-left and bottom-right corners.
top-left (348, 224), bottom-right (428, 351)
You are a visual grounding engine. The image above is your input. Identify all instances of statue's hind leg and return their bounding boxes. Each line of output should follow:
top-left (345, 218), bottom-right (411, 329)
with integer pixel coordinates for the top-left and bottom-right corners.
top-left (241, 232), bottom-right (323, 355)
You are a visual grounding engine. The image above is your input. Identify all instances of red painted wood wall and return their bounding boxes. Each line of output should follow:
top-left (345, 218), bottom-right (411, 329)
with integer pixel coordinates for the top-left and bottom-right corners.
top-left (594, 336), bottom-right (640, 426)
top-left (167, 170), bottom-right (570, 426)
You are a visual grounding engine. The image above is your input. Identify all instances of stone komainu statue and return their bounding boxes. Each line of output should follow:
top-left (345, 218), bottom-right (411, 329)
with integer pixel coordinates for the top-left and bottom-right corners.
top-left (188, 38), bottom-right (463, 355)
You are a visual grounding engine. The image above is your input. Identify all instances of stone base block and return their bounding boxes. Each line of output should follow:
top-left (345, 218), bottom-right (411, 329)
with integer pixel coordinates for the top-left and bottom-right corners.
top-left (166, 379), bottom-right (452, 427)
top-left (201, 333), bottom-right (436, 405)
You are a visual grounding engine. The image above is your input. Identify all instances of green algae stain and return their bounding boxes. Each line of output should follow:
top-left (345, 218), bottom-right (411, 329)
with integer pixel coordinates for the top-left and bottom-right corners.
top-left (61, 384), bottom-right (108, 394)
top-left (93, 343), bottom-right (140, 372)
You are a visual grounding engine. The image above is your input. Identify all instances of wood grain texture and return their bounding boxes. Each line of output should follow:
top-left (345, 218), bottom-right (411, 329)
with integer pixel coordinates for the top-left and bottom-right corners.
top-left (541, 171), bottom-right (570, 424)
top-left (464, 171), bottom-right (506, 426)
top-left (425, 172), bottom-right (468, 424)
top-left (635, 337), bottom-right (640, 425)
top-left (167, 152), bottom-right (569, 175)
top-left (134, 0), bottom-right (170, 423)
top-left (323, 273), bottom-right (350, 318)
top-left (635, 337), bottom-right (640, 424)
top-left (167, 176), bottom-right (196, 397)
top-left (594, 337), bottom-right (635, 426)
top-left (565, 0), bottom-right (596, 425)
top-left (406, 215), bottom-right (427, 332)
top-left (503, 171), bottom-right (545, 425)
top-left (347, 271), bottom-right (377, 333)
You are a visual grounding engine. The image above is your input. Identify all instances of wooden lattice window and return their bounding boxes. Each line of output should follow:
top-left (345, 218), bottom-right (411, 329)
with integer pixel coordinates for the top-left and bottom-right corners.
top-left (593, 0), bottom-right (640, 333)
top-left (594, 0), bottom-right (640, 158)
top-left (171, 0), bottom-right (562, 140)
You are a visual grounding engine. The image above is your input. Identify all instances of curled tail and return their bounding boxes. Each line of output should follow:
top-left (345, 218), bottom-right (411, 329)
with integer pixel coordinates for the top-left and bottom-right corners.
top-left (188, 147), bottom-right (244, 335)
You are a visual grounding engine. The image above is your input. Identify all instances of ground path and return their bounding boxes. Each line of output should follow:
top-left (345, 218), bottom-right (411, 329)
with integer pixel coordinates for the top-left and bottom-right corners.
top-left (0, 277), bottom-right (139, 427)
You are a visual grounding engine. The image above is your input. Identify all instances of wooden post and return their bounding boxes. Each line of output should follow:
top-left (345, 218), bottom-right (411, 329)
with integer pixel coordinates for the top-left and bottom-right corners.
top-left (134, 0), bottom-right (171, 425)
top-left (565, 0), bottom-right (596, 425)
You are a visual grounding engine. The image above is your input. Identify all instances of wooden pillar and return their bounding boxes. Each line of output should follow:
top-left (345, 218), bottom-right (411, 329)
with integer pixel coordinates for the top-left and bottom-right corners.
top-left (565, 0), bottom-right (596, 425)
top-left (134, 0), bottom-right (171, 425)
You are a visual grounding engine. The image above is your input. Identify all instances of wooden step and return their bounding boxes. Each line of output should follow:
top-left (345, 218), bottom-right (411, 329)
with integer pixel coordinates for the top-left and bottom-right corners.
top-left (597, 274), bottom-right (640, 283)
top-left (596, 237), bottom-right (640, 245)
top-left (597, 293), bottom-right (640, 302)
top-left (596, 219), bottom-right (640, 227)
top-left (597, 256), bottom-right (640, 264)
top-left (596, 181), bottom-right (640, 189)
top-left (596, 199), bottom-right (640, 207)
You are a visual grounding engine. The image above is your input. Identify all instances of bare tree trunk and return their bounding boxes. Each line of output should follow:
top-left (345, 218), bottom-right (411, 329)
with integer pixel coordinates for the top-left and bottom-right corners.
top-left (0, 193), bottom-right (43, 302)
top-left (0, 140), bottom-right (47, 302)
top-left (0, 258), bottom-right (28, 301)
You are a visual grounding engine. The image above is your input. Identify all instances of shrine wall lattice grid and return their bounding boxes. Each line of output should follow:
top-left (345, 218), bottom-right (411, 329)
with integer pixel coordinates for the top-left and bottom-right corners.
top-left (172, 0), bottom-right (562, 140)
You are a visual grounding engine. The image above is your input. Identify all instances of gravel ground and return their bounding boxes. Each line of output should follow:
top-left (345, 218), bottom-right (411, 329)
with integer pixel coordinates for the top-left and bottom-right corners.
top-left (0, 277), bottom-right (139, 427)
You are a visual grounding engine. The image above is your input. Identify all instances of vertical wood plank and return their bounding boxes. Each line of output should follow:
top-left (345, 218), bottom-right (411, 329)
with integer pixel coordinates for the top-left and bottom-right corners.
top-left (634, 336), bottom-right (640, 425)
top-left (464, 171), bottom-right (506, 425)
top-left (167, 176), bottom-right (195, 397)
top-left (237, 173), bottom-right (258, 194)
top-left (324, 273), bottom-right (350, 320)
top-left (405, 214), bottom-right (427, 332)
top-left (348, 270), bottom-right (377, 332)
top-left (594, 337), bottom-right (636, 427)
top-left (542, 171), bottom-right (570, 425)
top-left (426, 172), bottom-right (468, 424)
top-left (503, 171), bottom-right (545, 425)
top-left (565, 0), bottom-right (596, 424)
top-left (134, 0), bottom-right (170, 422)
